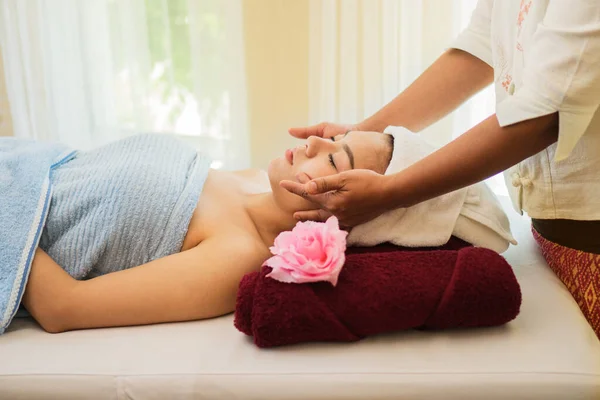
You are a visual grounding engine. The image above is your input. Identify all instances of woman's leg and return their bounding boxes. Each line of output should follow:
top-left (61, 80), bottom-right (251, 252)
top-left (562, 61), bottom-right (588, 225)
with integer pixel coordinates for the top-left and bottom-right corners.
top-left (532, 228), bottom-right (600, 340)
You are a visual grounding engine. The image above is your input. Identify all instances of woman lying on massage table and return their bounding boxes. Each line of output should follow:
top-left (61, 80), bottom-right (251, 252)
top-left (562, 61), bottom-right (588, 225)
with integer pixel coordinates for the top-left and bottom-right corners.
top-left (22, 132), bottom-right (394, 333)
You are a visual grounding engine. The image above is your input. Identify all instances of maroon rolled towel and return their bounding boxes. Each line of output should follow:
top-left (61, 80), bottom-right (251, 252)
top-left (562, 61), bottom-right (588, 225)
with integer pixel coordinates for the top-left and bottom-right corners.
top-left (234, 245), bottom-right (521, 348)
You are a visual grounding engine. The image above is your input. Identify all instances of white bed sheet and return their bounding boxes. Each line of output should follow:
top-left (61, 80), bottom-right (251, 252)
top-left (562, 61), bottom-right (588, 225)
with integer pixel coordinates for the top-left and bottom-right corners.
top-left (1, 198), bottom-right (599, 400)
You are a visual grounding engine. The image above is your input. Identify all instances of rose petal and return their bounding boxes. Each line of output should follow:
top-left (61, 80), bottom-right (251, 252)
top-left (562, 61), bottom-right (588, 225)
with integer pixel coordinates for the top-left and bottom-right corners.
top-left (266, 217), bottom-right (347, 286)
top-left (280, 248), bottom-right (309, 267)
top-left (266, 267), bottom-right (297, 283)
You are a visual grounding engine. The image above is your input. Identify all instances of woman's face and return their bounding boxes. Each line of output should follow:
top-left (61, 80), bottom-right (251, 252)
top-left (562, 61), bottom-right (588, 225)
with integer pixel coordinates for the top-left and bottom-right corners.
top-left (268, 131), bottom-right (393, 213)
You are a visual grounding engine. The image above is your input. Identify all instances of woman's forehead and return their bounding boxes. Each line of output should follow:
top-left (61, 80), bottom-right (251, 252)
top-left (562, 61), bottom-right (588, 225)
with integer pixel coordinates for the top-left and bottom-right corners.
top-left (344, 132), bottom-right (389, 171)
top-left (345, 131), bottom-right (387, 147)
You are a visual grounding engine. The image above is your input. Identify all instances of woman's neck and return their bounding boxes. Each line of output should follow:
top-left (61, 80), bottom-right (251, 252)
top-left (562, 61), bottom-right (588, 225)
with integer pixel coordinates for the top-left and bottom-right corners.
top-left (243, 192), bottom-right (297, 248)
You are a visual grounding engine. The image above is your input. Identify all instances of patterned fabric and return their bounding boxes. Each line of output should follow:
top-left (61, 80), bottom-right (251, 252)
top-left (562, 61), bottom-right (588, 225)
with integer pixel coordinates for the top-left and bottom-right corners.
top-left (533, 227), bottom-right (600, 340)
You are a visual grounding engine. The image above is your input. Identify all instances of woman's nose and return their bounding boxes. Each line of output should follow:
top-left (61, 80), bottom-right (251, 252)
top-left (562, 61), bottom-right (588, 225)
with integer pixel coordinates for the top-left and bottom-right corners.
top-left (305, 136), bottom-right (332, 158)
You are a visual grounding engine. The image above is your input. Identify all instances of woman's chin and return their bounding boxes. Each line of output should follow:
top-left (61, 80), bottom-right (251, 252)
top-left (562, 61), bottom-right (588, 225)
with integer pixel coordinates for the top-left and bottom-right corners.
top-left (267, 157), bottom-right (292, 182)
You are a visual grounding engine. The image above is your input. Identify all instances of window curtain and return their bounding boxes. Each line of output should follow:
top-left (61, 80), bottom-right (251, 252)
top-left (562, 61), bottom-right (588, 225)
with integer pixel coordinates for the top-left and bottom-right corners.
top-left (308, 0), bottom-right (503, 193)
top-left (0, 0), bottom-right (249, 169)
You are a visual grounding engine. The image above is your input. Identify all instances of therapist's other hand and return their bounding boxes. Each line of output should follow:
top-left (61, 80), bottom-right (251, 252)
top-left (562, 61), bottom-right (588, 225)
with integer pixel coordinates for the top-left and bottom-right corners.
top-left (288, 122), bottom-right (356, 139)
top-left (280, 169), bottom-right (392, 228)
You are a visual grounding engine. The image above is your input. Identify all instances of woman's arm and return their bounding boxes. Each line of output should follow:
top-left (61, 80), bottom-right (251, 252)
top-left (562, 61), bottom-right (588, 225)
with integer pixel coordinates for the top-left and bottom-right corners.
top-left (357, 49), bottom-right (493, 133)
top-left (23, 236), bottom-right (266, 333)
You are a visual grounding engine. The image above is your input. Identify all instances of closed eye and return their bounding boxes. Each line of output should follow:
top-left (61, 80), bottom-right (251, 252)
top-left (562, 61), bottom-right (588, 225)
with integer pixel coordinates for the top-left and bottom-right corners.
top-left (328, 154), bottom-right (337, 170)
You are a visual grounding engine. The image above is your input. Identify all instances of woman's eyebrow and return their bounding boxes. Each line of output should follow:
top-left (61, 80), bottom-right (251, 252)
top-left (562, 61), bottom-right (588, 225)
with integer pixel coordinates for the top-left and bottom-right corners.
top-left (343, 143), bottom-right (354, 169)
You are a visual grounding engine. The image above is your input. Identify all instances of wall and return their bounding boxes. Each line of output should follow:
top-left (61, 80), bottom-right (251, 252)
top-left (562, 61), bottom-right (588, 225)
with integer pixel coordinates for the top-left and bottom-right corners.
top-left (243, 0), bottom-right (310, 169)
top-left (241, 0), bottom-right (460, 168)
top-left (0, 2), bottom-right (465, 161)
top-left (0, 2), bottom-right (311, 157)
top-left (0, 52), bottom-right (13, 136)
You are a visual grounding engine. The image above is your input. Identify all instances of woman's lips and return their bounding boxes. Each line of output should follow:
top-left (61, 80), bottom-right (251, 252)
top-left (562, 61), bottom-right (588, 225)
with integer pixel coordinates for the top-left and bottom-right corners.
top-left (285, 148), bottom-right (293, 165)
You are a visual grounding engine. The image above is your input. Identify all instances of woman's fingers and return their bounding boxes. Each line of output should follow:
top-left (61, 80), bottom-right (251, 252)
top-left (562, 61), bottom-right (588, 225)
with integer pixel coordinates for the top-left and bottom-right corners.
top-left (293, 209), bottom-right (332, 222)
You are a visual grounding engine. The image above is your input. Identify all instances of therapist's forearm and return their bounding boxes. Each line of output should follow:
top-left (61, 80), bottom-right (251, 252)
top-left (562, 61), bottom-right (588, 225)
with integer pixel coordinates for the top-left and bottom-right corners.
top-left (385, 113), bottom-right (559, 209)
top-left (357, 49), bottom-right (493, 133)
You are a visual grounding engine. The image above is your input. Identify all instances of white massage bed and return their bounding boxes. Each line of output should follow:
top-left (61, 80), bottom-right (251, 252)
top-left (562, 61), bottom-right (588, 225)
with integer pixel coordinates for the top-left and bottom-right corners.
top-left (1, 197), bottom-right (599, 400)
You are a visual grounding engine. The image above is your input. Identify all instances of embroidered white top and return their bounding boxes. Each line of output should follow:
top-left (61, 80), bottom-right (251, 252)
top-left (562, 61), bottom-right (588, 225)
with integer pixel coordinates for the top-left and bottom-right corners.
top-left (452, 0), bottom-right (600, 220)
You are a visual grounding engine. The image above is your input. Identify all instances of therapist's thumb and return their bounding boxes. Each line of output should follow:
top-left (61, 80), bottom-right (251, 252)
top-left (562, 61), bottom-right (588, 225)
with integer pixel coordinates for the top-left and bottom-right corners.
top-left (288, 123), bottom-right (325, 139)
top-left (308, 174), bottom-right (345, 194)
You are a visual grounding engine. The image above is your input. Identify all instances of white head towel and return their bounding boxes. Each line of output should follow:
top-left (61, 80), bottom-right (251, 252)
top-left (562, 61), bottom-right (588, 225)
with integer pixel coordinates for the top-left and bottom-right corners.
top-left (347, 126), bottom-right (517, 253)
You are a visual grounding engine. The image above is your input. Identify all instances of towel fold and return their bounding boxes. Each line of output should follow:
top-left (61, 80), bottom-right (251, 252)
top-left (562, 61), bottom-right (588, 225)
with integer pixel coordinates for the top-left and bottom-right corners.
top-left (0, 138), bottom-right (76, 334)
top-left (234, 241), bottom-right (521, 348)
top-left (40, 133), bottom-right (212, 280)
top-left (348, 126), bottom-right (517, 253)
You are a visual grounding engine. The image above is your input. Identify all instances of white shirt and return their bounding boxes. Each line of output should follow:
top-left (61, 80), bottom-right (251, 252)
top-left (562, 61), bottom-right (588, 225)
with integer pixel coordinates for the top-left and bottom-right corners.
top-left (452, 0), bottom-right (600, 220)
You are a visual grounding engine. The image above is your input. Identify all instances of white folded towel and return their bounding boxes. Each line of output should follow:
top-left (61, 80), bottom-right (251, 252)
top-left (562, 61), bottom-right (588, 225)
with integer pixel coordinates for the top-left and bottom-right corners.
top-left (347, 126), bottom-right (517, 253)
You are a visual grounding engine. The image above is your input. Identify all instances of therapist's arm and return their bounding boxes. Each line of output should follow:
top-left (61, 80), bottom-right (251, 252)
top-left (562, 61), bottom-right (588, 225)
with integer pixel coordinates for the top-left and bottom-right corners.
top-left (385, 112), bottom-right (558, 209)
top-left (283, 112), bottom-right (558, 226)
top-left (357, 49), bottom-right (494, 133)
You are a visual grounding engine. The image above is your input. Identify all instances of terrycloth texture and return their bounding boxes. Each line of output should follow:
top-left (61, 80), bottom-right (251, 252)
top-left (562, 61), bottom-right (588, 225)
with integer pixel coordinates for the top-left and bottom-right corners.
top-left (39, 134), bottom-right (211, 280)
top-left (348, 126), bottom-right (517, 253)
top-left (234, 241), bottom-right (522, 348)
top-left (454, 182), bottom-right (518, 252)
top-left (0, 138), bottom-right (76, 334)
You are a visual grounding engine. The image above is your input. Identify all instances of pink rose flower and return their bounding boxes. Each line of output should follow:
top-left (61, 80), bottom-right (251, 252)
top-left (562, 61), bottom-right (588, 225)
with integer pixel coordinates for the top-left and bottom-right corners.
top-left (265, 216), bottom-right (348, 286)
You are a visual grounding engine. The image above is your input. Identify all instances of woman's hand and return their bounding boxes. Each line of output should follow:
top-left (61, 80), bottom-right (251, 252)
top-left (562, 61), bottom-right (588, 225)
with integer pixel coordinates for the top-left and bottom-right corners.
top-left (280, 169), bottom-right (394, 228)
top-left (288, 122), bottom-right (356, 139)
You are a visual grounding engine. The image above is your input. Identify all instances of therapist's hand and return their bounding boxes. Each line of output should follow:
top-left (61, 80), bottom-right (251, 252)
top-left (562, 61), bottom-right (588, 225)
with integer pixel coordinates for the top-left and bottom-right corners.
top-left (280, 169), bottom-right (393, 228)
top-left (288, 122), bottom-right (356, 139)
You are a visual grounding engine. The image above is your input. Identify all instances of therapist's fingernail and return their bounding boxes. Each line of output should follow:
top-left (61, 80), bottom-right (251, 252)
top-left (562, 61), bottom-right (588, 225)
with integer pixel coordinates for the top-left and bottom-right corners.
top-left (309, 182), bottom-right (317, 193)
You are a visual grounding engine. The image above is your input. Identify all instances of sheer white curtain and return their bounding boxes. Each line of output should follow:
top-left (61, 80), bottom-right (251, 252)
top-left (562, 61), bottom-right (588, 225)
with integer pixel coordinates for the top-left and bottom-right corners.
top-left (309, 0), bottom-right (504, 193)
top-left (0, 0), bottom-right (249, 169)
